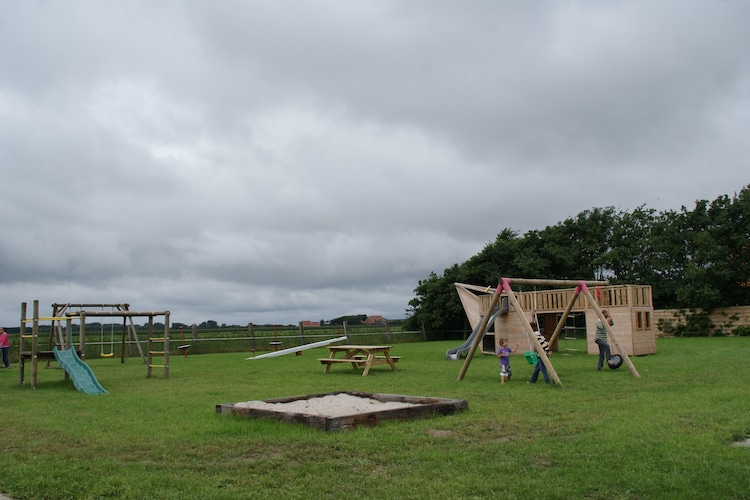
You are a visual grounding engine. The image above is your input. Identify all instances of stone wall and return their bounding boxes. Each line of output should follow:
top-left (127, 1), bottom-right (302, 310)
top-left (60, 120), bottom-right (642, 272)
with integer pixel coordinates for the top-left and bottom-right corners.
top-left (653, 305), bottom-right (750, 336)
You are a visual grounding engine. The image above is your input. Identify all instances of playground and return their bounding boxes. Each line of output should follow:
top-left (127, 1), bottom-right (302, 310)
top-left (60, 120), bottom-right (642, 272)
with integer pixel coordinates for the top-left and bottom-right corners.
top-left (1, 335), bottom-right (749, 499)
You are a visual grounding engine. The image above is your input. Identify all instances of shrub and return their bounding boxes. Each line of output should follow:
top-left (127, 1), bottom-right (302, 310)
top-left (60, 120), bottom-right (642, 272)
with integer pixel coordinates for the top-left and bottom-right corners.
top-left (672, 312), bottom-right (715, 337)
top-left (657, 318), bottom-right (677, 336)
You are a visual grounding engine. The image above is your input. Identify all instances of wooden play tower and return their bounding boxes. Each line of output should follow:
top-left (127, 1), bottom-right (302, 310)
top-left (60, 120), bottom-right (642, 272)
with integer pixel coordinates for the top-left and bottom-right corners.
top-left (456, 278), bottom-right (647, 386)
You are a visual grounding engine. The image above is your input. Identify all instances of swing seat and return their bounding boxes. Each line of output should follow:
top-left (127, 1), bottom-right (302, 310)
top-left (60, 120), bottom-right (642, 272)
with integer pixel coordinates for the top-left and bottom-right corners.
top-left (100, 353), bottom-right (114, 358)
top-left (607, 354), bottom-right (623, 369)
top-left (177, 344), bottom-right (191, 350)
top-left (524, 350), bottom-right (538, 365)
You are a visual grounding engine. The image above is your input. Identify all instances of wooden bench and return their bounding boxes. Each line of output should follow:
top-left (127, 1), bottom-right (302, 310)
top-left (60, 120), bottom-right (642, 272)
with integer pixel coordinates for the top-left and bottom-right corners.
top-left (350, 355), bottom-right (401, 362)
top-left (318, 358), bottom-right (367, 365)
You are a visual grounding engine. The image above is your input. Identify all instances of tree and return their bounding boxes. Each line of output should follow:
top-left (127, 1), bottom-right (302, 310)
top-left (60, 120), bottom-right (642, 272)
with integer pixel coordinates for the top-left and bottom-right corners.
top-left (605, 205), bottom-right (658, 283)
top-left (405, 185), bottom-right (750, 331)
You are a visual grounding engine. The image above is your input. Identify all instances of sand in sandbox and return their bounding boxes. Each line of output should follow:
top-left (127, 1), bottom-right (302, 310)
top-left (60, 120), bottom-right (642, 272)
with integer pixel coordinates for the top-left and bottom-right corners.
top-left (234, 393), bottom-right (418, 418)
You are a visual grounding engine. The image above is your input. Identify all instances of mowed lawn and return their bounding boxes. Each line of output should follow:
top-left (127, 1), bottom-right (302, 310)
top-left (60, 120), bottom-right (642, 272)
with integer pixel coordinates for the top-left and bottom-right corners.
top-left (1, 337), bottom-right (749, 499)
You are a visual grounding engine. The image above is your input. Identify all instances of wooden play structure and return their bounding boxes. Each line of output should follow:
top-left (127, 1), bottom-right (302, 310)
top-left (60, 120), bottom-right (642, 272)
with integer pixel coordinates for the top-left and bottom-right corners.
top-left (455, 278), bottom-right (656, 385)
top-left (19, 300), bottom-right (172, 390)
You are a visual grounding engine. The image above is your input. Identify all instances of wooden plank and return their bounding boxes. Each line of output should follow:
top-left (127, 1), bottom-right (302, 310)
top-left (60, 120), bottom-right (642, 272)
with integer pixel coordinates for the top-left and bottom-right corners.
top-left (318, 358), bottom-right (366, 364)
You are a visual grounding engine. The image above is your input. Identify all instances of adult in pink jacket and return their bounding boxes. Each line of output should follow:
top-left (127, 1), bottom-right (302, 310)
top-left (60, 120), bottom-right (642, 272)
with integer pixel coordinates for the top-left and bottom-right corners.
top-left (0, 327), bottom-right (10, 368)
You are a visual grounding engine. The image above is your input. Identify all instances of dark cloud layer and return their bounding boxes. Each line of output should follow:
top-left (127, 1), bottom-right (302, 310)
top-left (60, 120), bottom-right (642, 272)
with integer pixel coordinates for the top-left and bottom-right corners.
top-left (1, 1), bottom-right (748, 326)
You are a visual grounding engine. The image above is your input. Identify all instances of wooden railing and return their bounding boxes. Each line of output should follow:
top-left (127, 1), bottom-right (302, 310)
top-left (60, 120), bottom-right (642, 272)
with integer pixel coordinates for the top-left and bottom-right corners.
top-left (480, 285), bottom-right (652, 314)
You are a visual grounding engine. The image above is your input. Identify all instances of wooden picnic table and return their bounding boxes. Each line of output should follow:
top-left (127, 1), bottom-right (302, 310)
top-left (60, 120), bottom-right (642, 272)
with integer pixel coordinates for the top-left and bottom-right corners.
top-left (318, 345), bottom-right (400, 376)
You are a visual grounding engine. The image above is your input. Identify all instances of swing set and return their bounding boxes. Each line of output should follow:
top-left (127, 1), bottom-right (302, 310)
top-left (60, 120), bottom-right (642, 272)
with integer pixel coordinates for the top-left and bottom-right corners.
top-left (18, 301), bottom-right (174, 389)
top-left (456, 278), bottom-right (643, 386)
top-left (50, 303), bottom-right (172, 378)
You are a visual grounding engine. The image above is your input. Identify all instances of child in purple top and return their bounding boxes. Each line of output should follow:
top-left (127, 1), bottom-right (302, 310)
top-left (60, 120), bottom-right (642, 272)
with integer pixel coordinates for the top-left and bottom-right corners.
top-left (497, 338), bottom-right (519, 384)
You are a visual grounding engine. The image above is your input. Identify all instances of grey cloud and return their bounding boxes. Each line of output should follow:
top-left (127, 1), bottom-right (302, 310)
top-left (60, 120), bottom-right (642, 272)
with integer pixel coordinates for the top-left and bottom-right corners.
top-left (1, 1), bottom-right (748, 326)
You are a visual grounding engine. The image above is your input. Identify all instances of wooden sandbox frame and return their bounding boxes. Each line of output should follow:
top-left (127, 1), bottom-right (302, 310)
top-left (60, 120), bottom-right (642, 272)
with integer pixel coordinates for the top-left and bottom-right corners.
top-left (217, 391), bottom-right (469, 432)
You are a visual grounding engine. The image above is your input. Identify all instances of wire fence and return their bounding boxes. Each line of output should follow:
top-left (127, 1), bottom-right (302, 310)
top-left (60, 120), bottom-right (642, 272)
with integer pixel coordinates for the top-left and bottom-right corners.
top-left (73, 329), bottom-right (428, 359)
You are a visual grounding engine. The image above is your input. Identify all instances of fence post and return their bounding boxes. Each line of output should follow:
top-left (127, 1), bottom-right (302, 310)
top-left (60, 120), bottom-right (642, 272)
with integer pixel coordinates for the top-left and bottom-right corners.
top-left (191, 324), bottom-right (198, 354)
top-left (297, 322), bottom-right (305, 355)
top-left (248, 323), bottom-right (255, 354)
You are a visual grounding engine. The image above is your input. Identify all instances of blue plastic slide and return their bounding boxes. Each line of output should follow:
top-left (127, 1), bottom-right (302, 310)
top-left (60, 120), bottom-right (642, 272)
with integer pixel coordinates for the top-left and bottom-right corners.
top-left (53, 347), bottom-right (108, 394)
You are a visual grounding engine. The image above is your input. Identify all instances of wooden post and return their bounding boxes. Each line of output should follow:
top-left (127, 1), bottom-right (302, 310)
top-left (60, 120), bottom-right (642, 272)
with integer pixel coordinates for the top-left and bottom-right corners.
top-left (163, 312), bottom-right (170, 379)
top-left (298, 322), bottom-right (305, 345)
top-left (127, 316), bottom-right (145, 362)
top-left (192, 324), bottom-right (198, 354)
top-left (343, 321), bottom-right (350, 343)
top-left (120, 317), bottom-right (127, 363)
top-left (65, 318), bottom-right (73, 350)
top-left (248, 323), bottom-right (254, 354)
top-left (79, 311), bottom-right (86, 360)
top-left (146, 316), bottom-right (153, 378)
top-left (420, 321), bottom-right (427, 341)
top-left (32, 300), bottom-right (39, 389)
top-left (385, 320), bottom-right (391, 343)
top-left (580, 283), bottom-right (640, 378)
top-left (18, 302), bottom-right (26, 385)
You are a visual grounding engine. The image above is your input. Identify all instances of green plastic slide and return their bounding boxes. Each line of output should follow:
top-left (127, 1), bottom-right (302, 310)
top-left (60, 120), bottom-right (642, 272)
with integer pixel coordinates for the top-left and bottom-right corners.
top-left (53, 347), bottom-right (108, 394)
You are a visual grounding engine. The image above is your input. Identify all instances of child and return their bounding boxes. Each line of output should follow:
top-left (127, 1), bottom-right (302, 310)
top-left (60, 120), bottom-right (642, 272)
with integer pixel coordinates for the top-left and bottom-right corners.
top-left (497, 338), bottom-right (519, 384)
top-left (595, 309), bottom-right (614, 370)
top-left (528, 322), bottom-right (552, 384)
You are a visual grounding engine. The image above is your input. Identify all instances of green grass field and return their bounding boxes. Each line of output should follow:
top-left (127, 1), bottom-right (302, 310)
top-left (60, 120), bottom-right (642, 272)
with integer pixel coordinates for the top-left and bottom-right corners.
top-left (1, 337), bottom-right (749, 499)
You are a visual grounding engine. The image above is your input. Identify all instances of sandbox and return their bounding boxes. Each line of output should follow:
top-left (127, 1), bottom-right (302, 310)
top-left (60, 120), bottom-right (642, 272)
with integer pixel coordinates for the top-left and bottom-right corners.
top-left (216, 391), bottom-right (468, 432)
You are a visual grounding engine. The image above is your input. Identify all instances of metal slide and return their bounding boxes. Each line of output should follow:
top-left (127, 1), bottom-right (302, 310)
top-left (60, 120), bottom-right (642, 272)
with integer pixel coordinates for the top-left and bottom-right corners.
top-left (53, 347), bottom-right (108, 394)
top-left (445, 309), bottom-right (503, 360)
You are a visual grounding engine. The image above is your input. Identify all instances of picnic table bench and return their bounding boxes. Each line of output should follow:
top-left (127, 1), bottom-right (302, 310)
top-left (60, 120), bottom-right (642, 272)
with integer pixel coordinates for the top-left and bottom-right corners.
top-left (318, 345), bottom-right (400, 376)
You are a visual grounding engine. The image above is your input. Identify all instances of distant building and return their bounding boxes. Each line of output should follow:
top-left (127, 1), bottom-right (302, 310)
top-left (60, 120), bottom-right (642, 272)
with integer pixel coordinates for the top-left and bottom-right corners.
top-left (362, 315), bottom-right (387, 326)
top-left (299, 320), bottom-right (320, 327)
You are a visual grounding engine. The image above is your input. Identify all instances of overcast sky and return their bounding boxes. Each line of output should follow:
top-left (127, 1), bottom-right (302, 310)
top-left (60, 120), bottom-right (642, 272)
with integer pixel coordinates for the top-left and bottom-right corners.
top-left (1, 1), bottom-right (748, 327)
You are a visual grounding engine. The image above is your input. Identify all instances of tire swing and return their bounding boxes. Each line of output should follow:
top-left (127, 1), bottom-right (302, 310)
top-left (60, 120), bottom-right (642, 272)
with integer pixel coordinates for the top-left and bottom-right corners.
top-left (607, 354), bottom-right (623, 369)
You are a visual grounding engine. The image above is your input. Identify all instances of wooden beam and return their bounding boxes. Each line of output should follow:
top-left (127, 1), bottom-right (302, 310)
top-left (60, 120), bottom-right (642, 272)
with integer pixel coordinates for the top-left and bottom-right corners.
top-left (494, 278), bottom-right (610, 287)
top-left (455, 279), bottom-right (610, 292)
top-left (65, 311), bottom-right (170, 317)
top-left (51, 303), bottom-right (131, 309)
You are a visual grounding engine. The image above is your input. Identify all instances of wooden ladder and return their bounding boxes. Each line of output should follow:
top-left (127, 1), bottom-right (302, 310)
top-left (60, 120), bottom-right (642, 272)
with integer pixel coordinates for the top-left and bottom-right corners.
top-left (146, 315), bottom-right (170, 379)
